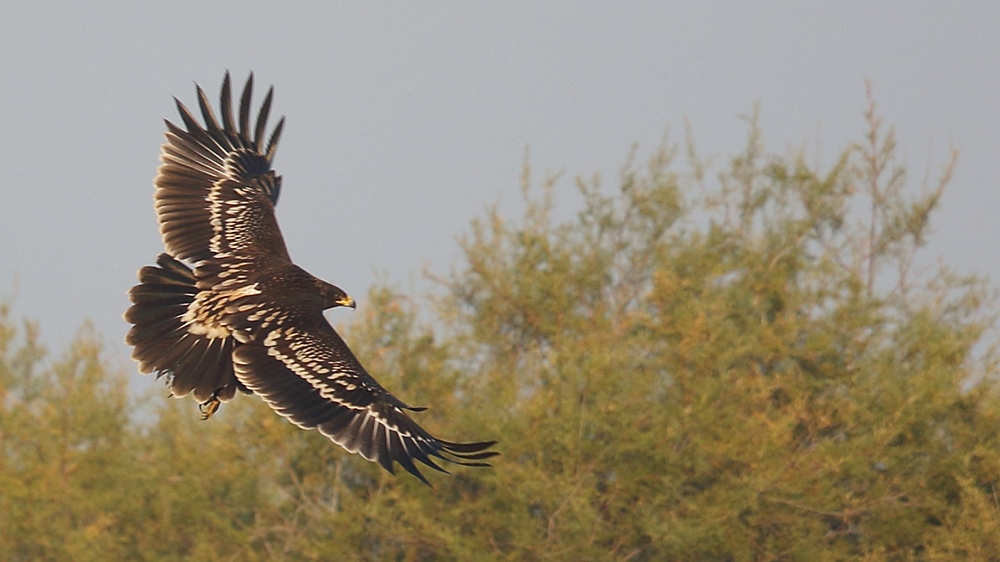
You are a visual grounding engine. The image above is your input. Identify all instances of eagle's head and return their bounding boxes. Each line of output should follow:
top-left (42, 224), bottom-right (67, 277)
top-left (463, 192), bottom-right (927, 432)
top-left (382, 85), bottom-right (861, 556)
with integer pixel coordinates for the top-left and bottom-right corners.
top-left (318, 279), bottom-right (355, 310)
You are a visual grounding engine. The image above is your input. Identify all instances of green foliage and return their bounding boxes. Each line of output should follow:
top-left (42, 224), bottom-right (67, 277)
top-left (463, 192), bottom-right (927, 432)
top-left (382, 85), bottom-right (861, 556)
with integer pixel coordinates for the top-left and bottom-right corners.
top-left (2, 96), bottom-right (999, 560)
top-left (0, 314), bottom-right (134, 561)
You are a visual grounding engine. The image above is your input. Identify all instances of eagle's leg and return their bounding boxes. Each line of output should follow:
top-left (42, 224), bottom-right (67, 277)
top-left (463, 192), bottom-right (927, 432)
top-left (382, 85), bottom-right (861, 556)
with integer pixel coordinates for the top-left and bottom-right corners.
top-left (199, 391), bottom-right (223, 420)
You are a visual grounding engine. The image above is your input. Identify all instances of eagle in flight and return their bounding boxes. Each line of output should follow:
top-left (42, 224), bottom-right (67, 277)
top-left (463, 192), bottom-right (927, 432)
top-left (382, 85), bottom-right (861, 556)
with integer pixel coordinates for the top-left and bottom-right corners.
top-left (125, 73), bottom-right (496, 483)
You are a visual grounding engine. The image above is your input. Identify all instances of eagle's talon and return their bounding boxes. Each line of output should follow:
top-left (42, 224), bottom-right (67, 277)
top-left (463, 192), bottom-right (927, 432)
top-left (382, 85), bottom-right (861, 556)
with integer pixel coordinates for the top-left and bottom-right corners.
top-left (199, 396), bottom-right (221, 420)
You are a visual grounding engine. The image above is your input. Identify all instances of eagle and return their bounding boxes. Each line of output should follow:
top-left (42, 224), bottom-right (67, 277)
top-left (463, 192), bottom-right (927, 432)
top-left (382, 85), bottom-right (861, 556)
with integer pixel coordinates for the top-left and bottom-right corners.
top-left (125, 73), bottom-right (496, 484)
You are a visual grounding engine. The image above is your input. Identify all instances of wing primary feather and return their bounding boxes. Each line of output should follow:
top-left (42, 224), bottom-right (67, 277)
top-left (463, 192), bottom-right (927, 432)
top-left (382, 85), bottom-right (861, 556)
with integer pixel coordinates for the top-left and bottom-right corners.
top-left (448, 442), bottom-right (499, 465)
top-left (174, 98), bottom-right (203, 134)
top-left (239, 73), bottom-right (254, 139)
top-left (219, 71), bottom-right (236, 135)
top-left (402, 433), bottom-right (449, 475)
top-left (394, 437), bottom-right (431, 485)
top-left (265, 117), bottom-right (285, 160)
top-left (164, 119), bottom-right (184, 137)
top-left (441, 439), bottom-right (500, 456)
top-left (254, 87), bottom-right (274, 151)
top-left (196, 84), bottom-right (221, 134)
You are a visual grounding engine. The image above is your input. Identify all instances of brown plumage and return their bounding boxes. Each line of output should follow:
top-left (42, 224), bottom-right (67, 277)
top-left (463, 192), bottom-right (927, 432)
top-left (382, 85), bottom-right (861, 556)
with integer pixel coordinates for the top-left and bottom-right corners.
top-left (125, 73), bottom-right (496, 483)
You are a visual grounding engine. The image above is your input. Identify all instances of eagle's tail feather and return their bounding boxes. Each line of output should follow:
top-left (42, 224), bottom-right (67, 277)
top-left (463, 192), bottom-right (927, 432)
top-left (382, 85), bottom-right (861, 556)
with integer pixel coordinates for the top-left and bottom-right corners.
top-left (125, 253), bottom-right (244, 406)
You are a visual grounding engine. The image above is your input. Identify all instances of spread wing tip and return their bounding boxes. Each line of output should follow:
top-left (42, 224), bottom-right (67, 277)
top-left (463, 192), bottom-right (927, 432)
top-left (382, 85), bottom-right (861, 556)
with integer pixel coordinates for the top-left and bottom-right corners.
top-left (405, 439), bottom-right (499, 486)
top-left (382, 434), bottom-right (499, 486)
top-left (312, 403), bottom-right (498, 484)
top-left (440, 439), bottom-right (500, 464)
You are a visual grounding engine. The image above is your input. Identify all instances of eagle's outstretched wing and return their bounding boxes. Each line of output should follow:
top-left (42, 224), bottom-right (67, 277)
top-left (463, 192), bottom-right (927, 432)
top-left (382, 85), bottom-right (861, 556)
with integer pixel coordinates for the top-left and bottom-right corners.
top-left (155, 72), bottom-right (288, 273)
top-left (228, 305), bottom-right (497, 484)
top-left (128, 73), bottom-right (286, 405)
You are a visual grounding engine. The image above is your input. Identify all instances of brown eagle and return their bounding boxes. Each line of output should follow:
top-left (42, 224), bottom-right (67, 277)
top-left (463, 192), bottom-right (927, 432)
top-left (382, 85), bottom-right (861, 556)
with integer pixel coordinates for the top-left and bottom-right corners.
top-left (125, 73), bottom-right (496, 483)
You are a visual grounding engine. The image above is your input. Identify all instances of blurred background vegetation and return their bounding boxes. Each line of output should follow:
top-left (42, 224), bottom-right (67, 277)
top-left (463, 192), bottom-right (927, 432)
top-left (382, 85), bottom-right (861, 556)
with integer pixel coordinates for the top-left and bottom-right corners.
top-left (2, 99), bottom-right (998, 561)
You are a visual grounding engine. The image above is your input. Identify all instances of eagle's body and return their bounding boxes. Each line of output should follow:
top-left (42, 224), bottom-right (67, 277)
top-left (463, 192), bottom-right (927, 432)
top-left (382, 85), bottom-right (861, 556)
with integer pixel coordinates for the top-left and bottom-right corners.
top-left (125, 73), bottom-right (496, 483)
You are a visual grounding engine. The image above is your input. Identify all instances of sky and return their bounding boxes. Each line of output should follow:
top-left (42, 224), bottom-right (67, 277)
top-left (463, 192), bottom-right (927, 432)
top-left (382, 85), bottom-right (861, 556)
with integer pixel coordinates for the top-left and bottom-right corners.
top-left (0, 2), bottom-right (997, 370)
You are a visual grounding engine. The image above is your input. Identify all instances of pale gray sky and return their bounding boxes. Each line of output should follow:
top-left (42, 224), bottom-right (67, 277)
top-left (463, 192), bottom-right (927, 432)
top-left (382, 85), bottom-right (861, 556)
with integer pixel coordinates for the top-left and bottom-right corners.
top-left (1, 3), bottom-right (998, 366)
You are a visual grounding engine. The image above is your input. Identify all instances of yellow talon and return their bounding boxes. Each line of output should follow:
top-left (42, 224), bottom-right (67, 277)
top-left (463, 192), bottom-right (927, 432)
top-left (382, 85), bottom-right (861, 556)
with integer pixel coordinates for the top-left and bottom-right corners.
top-left (199, 397), bottom-right (221, 420)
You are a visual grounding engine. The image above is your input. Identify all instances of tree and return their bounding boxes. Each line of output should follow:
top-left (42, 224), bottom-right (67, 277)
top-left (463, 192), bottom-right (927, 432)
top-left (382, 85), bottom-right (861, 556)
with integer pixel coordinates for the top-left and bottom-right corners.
top-left (430, 97), bottom-right (1000, 560)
